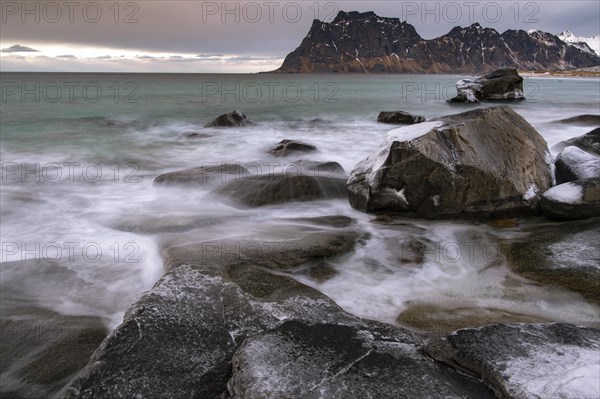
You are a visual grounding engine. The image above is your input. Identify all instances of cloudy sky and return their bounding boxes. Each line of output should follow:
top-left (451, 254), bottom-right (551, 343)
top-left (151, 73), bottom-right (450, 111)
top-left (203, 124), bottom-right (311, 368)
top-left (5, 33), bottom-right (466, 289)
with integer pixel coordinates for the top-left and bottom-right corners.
top-left (1, 0), bottom-right (599, 72)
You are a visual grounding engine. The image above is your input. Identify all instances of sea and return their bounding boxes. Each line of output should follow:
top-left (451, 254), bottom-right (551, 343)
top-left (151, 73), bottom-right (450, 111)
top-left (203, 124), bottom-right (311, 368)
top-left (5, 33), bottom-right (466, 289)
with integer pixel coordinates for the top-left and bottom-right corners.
top-left (1, 72), bottom-right (599, 336)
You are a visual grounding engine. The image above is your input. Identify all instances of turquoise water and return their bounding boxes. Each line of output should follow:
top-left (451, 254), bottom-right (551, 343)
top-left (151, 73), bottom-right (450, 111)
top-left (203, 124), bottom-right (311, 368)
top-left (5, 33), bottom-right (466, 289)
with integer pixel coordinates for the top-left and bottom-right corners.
top-left (1, 72), bottom-right (599, 329)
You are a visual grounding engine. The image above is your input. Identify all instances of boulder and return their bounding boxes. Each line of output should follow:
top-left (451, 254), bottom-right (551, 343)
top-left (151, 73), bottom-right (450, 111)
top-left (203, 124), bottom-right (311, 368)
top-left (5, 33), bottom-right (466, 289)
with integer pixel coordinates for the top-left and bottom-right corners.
top-left (554, 146), bottom-right (600, 184)
top-left (552, 127), bottom-right (600, 155)
top-left (540, 178), bottom-right (600, 220)
top-left (553, 114), bottom-right (600, 126)
top-left (449, 68), bottom-right (525, 103)
top-left (210, 174), bottom-right (347, 207)
top-left (204, 110), bottom-right (249, 127)
top-left (425, 323), bottom-right (600, 399)
top-left (268, 139), bottom-right (317, 157)
top-left (377, 111), bottom-right (426, 125)
top-left (154, 164), bottom-right (249, 187)
top-left (63, 225), bottom-right (494, 399)
top-left (347, 106), bottom-right (553, 218)
top-left (502, 217), bottom-right (600, 302)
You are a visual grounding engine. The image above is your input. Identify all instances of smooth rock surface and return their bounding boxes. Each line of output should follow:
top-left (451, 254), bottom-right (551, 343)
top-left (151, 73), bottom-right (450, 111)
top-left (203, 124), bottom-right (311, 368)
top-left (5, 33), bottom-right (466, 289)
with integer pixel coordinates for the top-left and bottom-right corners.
top-left (426, 323), bottom-right (600, 399)
top-left (348, 106), bottom-right (552, 218)
top-left (154, 164), bottom-right (249, 187)
top-left (552, 127), bottom-right (600, 155)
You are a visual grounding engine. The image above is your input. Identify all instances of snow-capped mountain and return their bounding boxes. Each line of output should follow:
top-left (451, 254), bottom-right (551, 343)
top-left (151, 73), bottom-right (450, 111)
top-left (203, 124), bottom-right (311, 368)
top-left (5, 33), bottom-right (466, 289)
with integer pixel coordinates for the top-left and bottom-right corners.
top-left (558, 30), bottom-right (600, 56)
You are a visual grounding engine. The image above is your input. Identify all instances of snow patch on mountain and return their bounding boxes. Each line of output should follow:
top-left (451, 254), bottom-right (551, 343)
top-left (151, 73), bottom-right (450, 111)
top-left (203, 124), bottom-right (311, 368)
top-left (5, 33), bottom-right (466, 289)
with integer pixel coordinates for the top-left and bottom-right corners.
top-left (558, 30), bottom-right (600, 56)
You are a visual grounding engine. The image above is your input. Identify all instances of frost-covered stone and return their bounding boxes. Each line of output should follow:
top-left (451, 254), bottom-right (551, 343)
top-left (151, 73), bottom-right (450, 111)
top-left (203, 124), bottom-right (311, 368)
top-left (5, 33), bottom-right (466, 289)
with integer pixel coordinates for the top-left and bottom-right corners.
top-left (552, 127), bottom-right (600, 156)
top-left (449, 68), bottom-right (525, 103)
top-left (347, 106), bottom-right (552, 218)
top-left (426, 323), bottom-right (600, 399)
top-left (541, 177), bottom-right (600, 220)
top-left (555, 146), bottom-right (600, 184)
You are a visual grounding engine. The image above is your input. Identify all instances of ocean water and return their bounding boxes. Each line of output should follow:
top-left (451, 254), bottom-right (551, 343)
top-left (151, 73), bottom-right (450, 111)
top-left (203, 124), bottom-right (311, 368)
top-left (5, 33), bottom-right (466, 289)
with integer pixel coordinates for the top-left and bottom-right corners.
top-left (1, 72), bottom-right (599, 332)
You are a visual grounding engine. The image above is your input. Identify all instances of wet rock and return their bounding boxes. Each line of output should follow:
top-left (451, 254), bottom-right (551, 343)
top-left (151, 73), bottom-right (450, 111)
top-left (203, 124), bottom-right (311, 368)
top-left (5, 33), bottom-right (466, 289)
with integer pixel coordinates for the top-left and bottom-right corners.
top-left (348, 106), bottom-right (552, 218)
top-left (552, 127), bottom-right (600, 156)
top-left (229, 320), bottom-right (495, 399)
top-left (0, 259), bottom-right (107, 399)
top-left (377, 111), bottom-right (426, 125)
top-left (554, 146), bottom-right (600, 184)
top-left (553, 114), bottom-right (600, 126)
top-left (397, 302), bottom-right (551, 337)
top-left (449, 68), bottom-right (525, 103)
top-left (502, 217), bottom-right (600, 302)
top-left (285, 215), bottom-right (354, 228)
top-left (540, 178), bottom-right (600, 220)
top-left (181, 131), bottom-right (212, 139)
top-left (425, 323), bottom-right (600, 399)
top-left (64, 225), bottom-right (494, 399)
top-left (210, 174), bottom-right (347, 207)
top-left (154, 164), bottom-right (249, 187)
top-left (204, 110), bottom-right (250, 127)
top-left (268, 139), bottom-right (317, 157)
top-left (289, 160), bottom-right (346, 178)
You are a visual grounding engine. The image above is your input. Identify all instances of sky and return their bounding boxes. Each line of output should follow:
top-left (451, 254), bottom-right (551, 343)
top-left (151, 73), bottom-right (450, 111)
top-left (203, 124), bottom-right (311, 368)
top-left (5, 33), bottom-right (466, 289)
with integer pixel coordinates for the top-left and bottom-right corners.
top-left (1, 0), bottom-right (599, 72)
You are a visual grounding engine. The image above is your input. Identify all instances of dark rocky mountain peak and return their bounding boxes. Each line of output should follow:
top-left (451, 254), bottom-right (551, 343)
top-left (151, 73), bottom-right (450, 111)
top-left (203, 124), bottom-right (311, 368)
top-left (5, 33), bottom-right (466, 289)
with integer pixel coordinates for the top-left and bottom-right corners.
top-left (272, 10), bottom-right (600, 73)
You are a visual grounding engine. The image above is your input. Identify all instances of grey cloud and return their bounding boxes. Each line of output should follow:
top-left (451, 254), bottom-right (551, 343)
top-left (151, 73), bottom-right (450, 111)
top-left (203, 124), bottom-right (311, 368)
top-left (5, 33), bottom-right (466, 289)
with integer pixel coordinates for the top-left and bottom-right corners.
top-left (1, 44), bottom-right (39, 53)
top-left (56, 54), bottom-right (77, 59)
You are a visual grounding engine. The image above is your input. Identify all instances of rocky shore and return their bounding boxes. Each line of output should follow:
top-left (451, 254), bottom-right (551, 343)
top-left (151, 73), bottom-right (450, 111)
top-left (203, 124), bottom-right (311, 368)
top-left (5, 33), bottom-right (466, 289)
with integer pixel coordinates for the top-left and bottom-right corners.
top-left (4, 101), bottom-right (599, 399)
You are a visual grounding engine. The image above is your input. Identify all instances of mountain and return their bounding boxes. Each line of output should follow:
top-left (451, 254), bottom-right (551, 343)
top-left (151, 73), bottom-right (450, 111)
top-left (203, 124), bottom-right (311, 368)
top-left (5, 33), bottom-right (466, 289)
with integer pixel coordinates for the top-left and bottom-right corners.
top-left (272, 11), bottom-right (600, 73)
top-left (558, 30), bottom-right (600, 56)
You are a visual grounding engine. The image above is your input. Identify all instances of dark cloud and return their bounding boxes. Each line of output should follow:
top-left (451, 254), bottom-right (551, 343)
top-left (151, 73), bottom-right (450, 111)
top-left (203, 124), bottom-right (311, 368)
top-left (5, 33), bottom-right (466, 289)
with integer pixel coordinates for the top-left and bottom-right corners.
top-left (56, 54), bottom-right (77, 59)
top-left (96, 55), bottom-right (112, 59)
top-left (1, 44), bottom-right (39, 53)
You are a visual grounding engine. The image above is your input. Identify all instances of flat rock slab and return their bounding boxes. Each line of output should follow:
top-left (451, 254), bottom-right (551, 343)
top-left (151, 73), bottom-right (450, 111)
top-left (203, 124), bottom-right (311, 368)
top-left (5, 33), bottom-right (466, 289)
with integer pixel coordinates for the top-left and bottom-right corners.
top-left (229, 320), bottom-right (495, 399)
top-left (425, 323), bottom-right (600, 399)
top-left (210, 174), bottom-right (348, 207)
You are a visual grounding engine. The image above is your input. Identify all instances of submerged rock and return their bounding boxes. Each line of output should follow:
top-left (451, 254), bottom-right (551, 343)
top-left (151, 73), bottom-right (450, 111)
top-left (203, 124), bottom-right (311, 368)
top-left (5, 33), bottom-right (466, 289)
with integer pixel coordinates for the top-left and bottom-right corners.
top-left (347, 106), bottom-right (552, 218)
top-left (377, 111), bottom-right (426, 125)
top-left (552, 127), bottom-right (600, 155)
top-left (540, 178), bottom-right (600, 220)
top-left (210, 174), bottom-right (347, 207)
top-left (553, 114), bottom-right (600, 126)
top-left (554, 146), bottom-right (600, 184)
top-left (154, 164), bottom-right (249, 187)
top-left (449, 68), bottom-right (525, 103)
top-left (289, 160), bottom-right (346, 178)
top-left (268, 139), bottom-right (317, 157)
top-left (204, 110), bottom-right (250, 127)
top-left (502, 217), bottom-right (600, 302)
top-left (425, 323), bottom-right (600, 399)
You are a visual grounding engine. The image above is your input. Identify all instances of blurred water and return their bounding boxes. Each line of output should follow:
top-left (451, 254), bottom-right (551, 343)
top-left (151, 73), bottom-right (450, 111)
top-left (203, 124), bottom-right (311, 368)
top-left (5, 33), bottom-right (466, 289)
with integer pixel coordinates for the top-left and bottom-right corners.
top-left (1, 72), bottom-right (599, 331)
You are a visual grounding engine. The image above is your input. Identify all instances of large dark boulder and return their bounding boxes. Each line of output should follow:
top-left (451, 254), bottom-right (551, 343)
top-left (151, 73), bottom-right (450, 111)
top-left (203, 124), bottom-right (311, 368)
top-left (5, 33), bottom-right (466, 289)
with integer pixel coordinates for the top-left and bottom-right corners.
top-left (426, 323), bottom-right (600, 399)
top-left (204, 110), bottom-right (249, 127)
top-left (211, 173), bottom-right (347, 207)
top-left (347, 106), bottom-right (553, 218)
top-left (449, 68), bottom-right (525, 103)
top-left (554, 146), bottom-right (600, 184)
top-left (377, 111), bottom-right (426, 125)
top-left (268, 139), bottom-right (317, 157)
top-left (154, 163), bottom-right (249, 187)
top-left (552, 127), bottom-right (600, 155)
top-left (540, 177), bottom-right (600, 220)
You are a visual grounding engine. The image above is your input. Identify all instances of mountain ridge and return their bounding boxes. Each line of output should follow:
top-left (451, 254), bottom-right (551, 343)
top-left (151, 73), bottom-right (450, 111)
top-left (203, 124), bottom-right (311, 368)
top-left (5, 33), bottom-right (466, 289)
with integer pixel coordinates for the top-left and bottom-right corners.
top-left (270, 11), bottom-right (600, 73)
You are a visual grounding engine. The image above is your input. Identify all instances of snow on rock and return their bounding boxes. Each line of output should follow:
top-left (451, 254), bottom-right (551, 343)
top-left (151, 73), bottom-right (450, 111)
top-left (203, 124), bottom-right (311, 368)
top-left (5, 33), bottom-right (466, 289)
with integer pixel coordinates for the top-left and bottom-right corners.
top-left (387, 121), bottom-right (446, 142)
top-left (555, 146), bottom-right (600, 184)
top-left (543, 182), bottom-right (583, 204)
